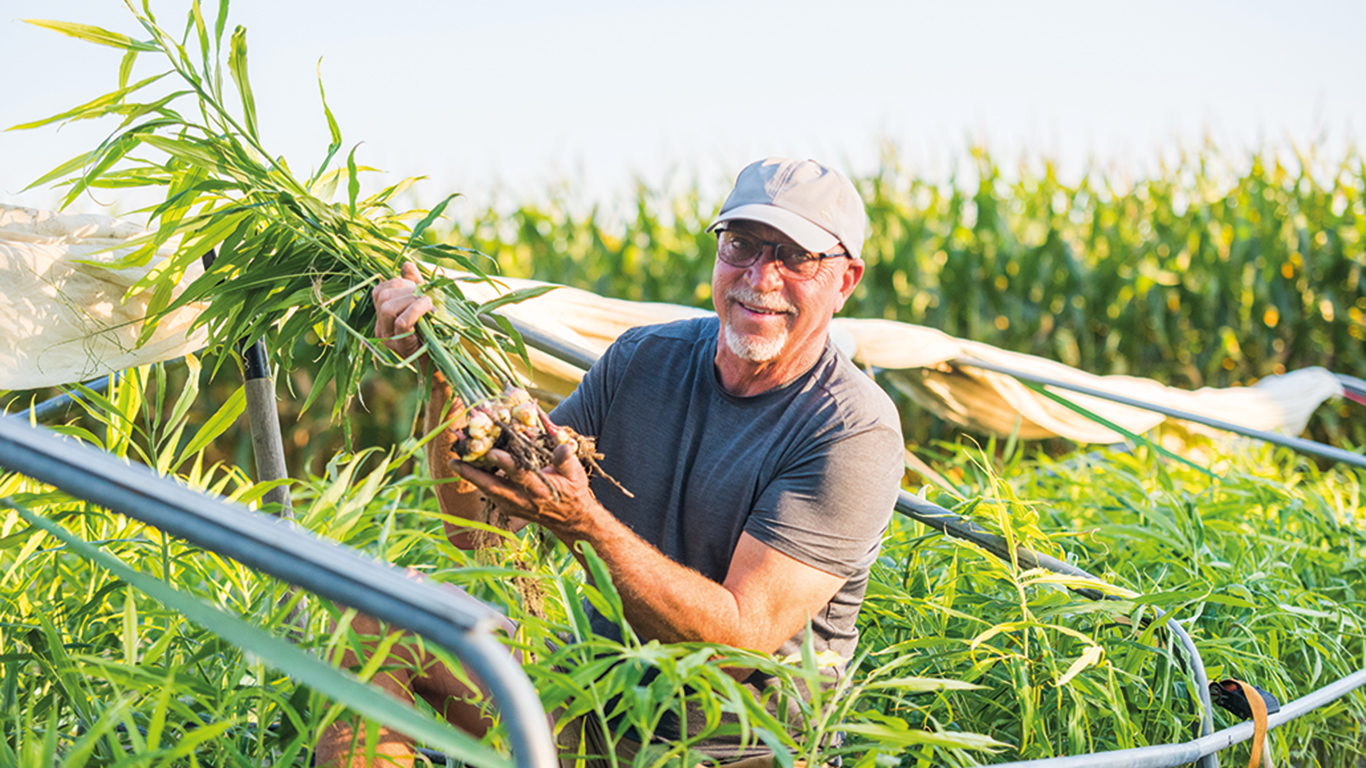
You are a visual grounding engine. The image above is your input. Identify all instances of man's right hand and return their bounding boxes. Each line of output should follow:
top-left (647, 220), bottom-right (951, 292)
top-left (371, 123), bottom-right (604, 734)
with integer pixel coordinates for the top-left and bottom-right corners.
top-left (373, 262), bottom-right (434, 363)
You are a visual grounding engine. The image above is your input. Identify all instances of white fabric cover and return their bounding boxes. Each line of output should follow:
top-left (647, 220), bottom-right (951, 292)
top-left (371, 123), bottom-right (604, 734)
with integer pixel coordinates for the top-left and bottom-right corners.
top-left (0, 203), bottom-right (1343, 443)
top-left (0, 203), bottom-right (207, 389)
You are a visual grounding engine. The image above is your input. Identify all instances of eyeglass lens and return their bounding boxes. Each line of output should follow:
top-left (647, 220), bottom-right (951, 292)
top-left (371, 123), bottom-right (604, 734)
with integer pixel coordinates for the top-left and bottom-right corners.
top-left (718, 232), bottom-right (822, 277)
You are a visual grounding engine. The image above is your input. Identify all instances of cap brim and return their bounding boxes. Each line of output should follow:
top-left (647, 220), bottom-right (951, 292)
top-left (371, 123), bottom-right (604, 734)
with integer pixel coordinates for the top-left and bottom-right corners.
top-left (707, 204), bottom-right (841, 254)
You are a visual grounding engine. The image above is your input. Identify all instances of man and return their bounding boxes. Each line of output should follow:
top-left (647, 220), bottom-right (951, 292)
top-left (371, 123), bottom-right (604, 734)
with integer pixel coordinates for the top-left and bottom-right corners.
top-left (322, 157), bottom-right (904, 766)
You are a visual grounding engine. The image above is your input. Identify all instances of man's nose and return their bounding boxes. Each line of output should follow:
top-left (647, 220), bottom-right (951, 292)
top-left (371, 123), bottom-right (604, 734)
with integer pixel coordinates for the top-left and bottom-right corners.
top-left (744, 246), bottom-right (785, 290)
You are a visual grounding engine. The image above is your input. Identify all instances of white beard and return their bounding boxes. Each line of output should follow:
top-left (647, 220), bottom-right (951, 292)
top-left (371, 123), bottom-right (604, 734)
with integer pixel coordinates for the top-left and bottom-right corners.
top-left (720, 284), bottom-right (796, 362)
top-left (722, 323), bottom-right (787, 362)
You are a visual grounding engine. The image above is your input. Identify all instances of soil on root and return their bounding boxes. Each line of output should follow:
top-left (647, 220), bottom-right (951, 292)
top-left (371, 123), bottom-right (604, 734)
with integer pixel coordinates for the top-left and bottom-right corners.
top-left (451, 388), bottom-right (631, 498)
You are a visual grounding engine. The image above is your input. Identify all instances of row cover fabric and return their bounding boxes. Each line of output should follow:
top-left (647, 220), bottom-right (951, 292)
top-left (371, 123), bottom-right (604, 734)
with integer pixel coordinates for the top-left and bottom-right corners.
top-left (0, 203), bottom-right (207, 389)
top-left (0, 203), bottom-right (1342, 443)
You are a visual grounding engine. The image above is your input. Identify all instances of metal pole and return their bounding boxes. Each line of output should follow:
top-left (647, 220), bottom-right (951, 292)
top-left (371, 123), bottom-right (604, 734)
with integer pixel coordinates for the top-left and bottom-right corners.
top-left (10, 373), bottom-right (117, 423)
top-left (0, 417), bottom-right (558, 768)
top-left (989, 667), bottom-right (1366, 768)
top-left (955, 356), bottom-right (1366, 471)
top-left (240, 339), bottom-right (294, 516)
top-left (239, 337), bottom-right (309, 634)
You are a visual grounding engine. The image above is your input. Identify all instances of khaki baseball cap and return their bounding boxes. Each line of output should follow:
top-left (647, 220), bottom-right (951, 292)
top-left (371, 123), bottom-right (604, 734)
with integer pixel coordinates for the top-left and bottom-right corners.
top-left (708, 157), bottom-right (867, 260)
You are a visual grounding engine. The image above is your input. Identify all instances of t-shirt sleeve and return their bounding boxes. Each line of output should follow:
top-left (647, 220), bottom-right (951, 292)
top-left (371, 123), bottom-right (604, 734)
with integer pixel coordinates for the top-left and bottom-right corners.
top-left (743, 420), bottom-right (904, 579)
top-left (548, 326), bottom-right (639, 437)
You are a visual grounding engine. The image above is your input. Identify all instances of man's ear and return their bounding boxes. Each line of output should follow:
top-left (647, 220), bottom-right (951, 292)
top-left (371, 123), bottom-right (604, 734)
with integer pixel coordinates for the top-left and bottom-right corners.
top-left (835, 258), bottom-right (864, 312)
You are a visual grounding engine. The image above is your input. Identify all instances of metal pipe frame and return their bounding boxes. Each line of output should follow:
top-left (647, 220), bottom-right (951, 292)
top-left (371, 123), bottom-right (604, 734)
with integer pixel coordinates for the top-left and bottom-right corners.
top-left (955, 355), bottom-right (1366, 471)
top-left (14, 373), bottom-right (117, 423)
top-left (0, 415), bottom-right (557, 768)
top-left (989, 667), bottom-right (1366, 768)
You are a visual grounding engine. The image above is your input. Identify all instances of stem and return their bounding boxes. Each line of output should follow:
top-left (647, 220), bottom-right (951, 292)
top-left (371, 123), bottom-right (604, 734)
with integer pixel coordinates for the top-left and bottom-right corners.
top-left (419, 317), bottom-right (492, 406)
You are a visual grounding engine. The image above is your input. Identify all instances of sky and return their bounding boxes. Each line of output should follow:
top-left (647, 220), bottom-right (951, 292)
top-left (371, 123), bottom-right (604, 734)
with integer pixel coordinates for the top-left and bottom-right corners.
top-left (2, 0), bottom-right (1364, 219)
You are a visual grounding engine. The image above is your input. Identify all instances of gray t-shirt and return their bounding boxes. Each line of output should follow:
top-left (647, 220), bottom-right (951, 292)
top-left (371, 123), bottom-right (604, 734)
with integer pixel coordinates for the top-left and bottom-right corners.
top-left (550, 316), bottom-right (904, 663)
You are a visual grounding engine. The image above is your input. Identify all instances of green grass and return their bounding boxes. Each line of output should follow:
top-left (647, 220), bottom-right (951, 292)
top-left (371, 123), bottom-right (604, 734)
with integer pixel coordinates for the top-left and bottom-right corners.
top-left (864, 439), bottom-right (1366, 764)
top-left (0, 365), bottom-right (1000, 766)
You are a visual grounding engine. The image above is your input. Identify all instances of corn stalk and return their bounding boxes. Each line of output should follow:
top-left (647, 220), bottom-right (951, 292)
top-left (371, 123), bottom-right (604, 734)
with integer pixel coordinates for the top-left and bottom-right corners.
top-left (13, 0), bottom-right (549, 423)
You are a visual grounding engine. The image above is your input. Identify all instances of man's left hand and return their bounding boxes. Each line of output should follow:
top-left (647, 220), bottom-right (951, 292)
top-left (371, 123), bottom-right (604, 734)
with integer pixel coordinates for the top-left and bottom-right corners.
top-left (448, 440), bottom-right (599, 539)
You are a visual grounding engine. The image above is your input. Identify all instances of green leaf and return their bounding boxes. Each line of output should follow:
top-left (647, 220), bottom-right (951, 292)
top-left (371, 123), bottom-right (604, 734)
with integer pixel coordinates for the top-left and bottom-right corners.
top-left (22, 19), bottom-right (158, 51)
top-left (176, 384), bottom-right (246, 466)
top-left (213, 0), bottom-right (231, 48)
top-left (405, 193), bottom-right (461, 252)
top-left (138, 133), bottom-right (229, 173)
top-left (155, 718), bottom-right (236, 761)
top-left (117, 50), bottom-right (137, 89)
top-left (557, 576), bottom-right (595, 643)
top-left (56, 130), bottom-right (143, 208)
top-left (574, 540), bottom-right (629, 639)
top-left (314, 59), bottom-right (342, 177)
top-left (40, 706), bottom-right (59, 768)
top-left (122, 587), bottom-right (138, 665)
top-left (346, 144), bottom-right (361, 216)
top-left (190, 0), bottom-right (209, 67)
top-left (489, 314), bottom-right (532, 372)
top-left (20, 150), bottom-right (100, 193)
top-left (840, 722), bottom-right (1005, 751)
top-left (227, 25), bottom-right (258, 140)
top-left (476, 284), bottom-right (560, 316)
top-left (1055, 644), bottom-right (1103, 686)
top-left (860, 676), bottom-right (984, 692)
top-left (166, 354), bottom-right (203, 436)
top-left (7, 72), bottom-right (169, 131)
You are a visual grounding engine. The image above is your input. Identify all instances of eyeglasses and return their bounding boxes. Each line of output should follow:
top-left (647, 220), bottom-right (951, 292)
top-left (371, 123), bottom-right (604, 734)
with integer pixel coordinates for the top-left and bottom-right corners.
top-left (716, 230), bottom-right (850, 280)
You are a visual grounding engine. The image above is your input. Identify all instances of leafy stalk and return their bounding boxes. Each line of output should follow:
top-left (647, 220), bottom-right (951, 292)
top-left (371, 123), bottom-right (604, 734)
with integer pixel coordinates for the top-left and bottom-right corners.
top-left (14, 1), bottom-right (541, 416)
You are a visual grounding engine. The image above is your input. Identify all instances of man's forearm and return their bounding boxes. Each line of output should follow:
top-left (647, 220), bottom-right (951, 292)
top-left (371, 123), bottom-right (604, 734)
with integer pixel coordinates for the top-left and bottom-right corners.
top-left (450, 447), bottom-right (842, 655)
top-left (554, 505), bottom-right (748, 648)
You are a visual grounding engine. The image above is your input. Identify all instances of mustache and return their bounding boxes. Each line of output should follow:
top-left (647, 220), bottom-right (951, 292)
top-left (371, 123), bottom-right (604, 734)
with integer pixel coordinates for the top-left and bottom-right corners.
top-left (726, 285), bottom-right (796, 314)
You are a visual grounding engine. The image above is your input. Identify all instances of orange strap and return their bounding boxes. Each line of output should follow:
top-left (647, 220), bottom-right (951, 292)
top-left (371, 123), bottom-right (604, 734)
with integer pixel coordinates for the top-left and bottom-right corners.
top-left (1229, 678), bottom-right (1270, 768)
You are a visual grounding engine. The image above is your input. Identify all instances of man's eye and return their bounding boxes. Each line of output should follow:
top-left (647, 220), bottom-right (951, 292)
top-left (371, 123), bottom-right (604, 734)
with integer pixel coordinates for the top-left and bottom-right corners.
top-left (729, 235), bottom-right (758, 252)
top-left (781, 248), bottom-right (819, 265)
